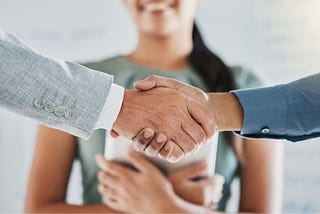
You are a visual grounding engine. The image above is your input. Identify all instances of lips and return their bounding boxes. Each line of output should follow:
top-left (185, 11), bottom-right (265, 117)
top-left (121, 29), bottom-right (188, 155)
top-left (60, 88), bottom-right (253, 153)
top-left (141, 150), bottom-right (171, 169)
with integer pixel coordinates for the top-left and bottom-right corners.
top-left (139, 0), bottom-right (176, 13)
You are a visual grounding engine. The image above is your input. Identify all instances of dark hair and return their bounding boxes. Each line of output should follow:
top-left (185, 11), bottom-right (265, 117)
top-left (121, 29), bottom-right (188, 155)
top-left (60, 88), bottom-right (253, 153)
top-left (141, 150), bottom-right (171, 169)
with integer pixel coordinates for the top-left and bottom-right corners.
top-left (188, 23), bottom-right (235, 92)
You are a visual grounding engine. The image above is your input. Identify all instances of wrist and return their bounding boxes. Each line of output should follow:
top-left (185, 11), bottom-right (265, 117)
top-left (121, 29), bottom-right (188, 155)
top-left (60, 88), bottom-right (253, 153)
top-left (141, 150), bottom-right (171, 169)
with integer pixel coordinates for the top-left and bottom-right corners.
top-left (208, 93), bottom-right (243, 132)
top-left (112, 89), bottom-right (135, 138)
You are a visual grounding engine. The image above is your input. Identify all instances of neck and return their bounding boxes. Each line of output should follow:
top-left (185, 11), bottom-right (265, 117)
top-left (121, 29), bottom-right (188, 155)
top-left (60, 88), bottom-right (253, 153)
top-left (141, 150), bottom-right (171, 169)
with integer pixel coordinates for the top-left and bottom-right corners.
top-left (127, 29), bottom-right (193, 71)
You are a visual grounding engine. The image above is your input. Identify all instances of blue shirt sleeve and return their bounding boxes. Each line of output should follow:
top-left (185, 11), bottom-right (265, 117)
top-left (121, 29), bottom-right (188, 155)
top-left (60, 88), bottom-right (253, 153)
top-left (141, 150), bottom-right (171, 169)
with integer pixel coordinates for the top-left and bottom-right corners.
top-left (231, 73), bottom-right (320, 142)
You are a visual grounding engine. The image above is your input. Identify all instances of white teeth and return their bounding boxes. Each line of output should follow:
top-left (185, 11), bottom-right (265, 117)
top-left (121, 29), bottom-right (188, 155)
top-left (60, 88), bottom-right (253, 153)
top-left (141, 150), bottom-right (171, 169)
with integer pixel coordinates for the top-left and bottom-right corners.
top-left (144, 2), bottom-right (170, 12)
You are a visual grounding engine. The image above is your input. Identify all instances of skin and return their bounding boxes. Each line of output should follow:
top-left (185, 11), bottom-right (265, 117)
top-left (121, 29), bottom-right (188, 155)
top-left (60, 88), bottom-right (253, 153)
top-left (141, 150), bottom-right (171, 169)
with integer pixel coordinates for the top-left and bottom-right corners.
top-left (122, 0), bottom-right (283, 212)
top-left (113, 88), bottom-right (212, 156)
top-left (25, 0), bottom-right (283, 212)
top-left (134, 76), bottom-right (244, 133)
top-left (111, 0), bottom-right (214, 157)
top-left (25, 125), bottom-right (222, 213)
top-left (96, 151), bottom-right (224, 213)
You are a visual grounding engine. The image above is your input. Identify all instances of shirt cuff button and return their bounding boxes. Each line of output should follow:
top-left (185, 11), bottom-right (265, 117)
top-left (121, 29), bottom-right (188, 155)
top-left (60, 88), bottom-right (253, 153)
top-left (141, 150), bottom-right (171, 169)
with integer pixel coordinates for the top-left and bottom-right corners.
top-left (44, 101), bottom-right (56, 113)
top-left (261, 127), bottom-right (270, 134)
top-left (54, 106), bottom-right (65, 117)
top-left (33, 98), bottom-right (46, 109)
top-left (65, 110), bottom-right (75, 120)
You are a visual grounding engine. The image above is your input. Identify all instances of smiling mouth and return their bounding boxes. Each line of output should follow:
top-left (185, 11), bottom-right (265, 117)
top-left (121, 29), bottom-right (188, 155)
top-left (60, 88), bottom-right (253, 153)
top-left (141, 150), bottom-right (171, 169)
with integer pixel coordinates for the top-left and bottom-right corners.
top-left (139, 1), bottom-right (176, 13)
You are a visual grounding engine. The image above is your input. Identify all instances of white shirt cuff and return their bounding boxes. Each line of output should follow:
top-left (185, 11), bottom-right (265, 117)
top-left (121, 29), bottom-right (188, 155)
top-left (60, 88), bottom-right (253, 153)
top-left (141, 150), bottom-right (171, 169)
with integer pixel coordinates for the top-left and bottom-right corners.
top-left (95, 83), bottom-right (125, 130)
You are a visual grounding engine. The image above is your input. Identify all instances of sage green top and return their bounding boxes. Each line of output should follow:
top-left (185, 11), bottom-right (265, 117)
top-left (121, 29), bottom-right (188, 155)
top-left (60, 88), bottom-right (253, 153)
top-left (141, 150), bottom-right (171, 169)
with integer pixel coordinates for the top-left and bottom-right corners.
top-left (77, 56), bottom-right (263, 210)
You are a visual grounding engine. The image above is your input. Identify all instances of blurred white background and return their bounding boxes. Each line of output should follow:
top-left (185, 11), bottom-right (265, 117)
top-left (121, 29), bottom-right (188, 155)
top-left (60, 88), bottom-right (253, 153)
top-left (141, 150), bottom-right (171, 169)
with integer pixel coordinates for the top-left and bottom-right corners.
top-left (0, 0), bottom-right (320, 212)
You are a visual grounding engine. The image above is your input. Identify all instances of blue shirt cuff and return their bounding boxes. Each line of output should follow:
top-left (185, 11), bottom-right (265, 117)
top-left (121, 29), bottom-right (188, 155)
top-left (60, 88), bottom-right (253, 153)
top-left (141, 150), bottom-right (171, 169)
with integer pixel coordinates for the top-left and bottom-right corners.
top-left (231, 85), bottom-right (288, 139)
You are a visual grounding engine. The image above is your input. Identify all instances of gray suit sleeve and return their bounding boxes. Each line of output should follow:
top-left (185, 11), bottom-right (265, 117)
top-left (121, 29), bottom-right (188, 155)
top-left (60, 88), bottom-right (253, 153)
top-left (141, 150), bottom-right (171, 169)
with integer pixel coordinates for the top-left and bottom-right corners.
top-left (0, 30), bottom-right (113, 139)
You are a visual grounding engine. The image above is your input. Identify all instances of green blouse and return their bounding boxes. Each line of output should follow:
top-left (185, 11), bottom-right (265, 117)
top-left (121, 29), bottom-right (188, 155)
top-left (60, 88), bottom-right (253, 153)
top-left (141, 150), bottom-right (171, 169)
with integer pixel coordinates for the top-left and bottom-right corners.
top-left (77, 56), bottom-right (264, 210)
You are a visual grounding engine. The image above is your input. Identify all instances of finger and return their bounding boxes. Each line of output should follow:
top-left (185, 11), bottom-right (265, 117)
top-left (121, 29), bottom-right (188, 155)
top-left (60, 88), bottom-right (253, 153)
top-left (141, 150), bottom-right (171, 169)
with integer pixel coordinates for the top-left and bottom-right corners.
top-left (212, 173), bottom-right (225, 186)
top-left (132, 128), bottom-right (155, 152)
top-left (127, 149), bottom-right (158, 173)
top-left (96, 155), bottom-right (131, 177)
top-left (212, 192), bottom-right (223, 204)
top-left (158, 141), bottom-right (174, 160)
top-left (144, 133), bottom-right (167, 157)
top-left (134, 76), bottom-right (208, 105)
top-left (95, 154), bottom-right (109, 172)
top-left (97, 171), bottom-right (121, 187)
top-left (98, 184), bottom-right (119, 202)
top-left (181, 119), bottom-right (206, 145)
top-left (103, 197), bottom-right (121, 212)
top-left (134, 75), bottom-right (158, 91)
top-left (168, 142), bottom-right (185, 163)
top-left (208, 174), bottom-right (225, 195)
top-left (187, 98), bottom-right (216, 139)
top-left (168, 160), bottom-right (208, 181)
top-left (158, 141), bottom-right (184, 163)
top-left (173, 129), bottom-right (197, 155)
top-left (110, 130), bottom-right (119, 138)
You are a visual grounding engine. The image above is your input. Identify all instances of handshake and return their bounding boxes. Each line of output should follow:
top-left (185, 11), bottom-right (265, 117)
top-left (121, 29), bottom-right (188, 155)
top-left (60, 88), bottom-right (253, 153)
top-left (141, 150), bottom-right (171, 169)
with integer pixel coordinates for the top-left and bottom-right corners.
top-left (112, 76), bottom-right (244, 163)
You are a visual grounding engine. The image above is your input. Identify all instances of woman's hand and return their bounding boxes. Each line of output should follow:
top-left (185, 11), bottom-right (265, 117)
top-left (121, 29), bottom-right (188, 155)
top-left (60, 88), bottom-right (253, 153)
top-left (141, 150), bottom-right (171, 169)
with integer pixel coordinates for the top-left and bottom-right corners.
top-left (96, 150), bottom-right (185, 213)
top-left (168, 160), bottom-right (225, 209)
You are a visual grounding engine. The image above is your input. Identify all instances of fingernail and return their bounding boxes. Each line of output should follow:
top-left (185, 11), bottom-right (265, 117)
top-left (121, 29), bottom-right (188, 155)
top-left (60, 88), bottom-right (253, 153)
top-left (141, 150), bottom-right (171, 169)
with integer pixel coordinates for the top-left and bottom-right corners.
top-left (156, 134), bottom-right (165, 144)
top-left (144, 129), bottom-right (153, 139)
top-left (164, 143), bottom-right (171, 151)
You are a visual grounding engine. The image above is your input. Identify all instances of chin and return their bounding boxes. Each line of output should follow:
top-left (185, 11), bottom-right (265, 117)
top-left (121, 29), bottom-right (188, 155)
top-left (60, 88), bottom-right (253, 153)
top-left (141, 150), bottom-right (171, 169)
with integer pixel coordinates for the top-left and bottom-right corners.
top-left (140, 21), bottom-right (179, 38)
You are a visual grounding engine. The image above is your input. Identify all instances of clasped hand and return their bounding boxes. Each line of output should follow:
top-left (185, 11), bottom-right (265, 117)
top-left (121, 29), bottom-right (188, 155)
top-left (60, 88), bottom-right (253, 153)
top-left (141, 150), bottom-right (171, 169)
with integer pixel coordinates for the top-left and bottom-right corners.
top-left (112, 76), bottom-right (217, 163)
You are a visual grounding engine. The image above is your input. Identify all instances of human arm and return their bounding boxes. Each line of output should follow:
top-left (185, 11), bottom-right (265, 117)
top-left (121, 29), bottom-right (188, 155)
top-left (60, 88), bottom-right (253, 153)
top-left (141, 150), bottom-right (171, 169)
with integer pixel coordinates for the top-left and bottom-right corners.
top-left (135, 74), bottom-right (320, 142)
top-left (232, 73), bottom-right (320, 141)
top-left (96, 151), bottom-right (222, 213)
top-left (24, 125), bottom-right (118, 213)
top-left (0, 31), bottom-right (212, 151)
top-left (235, 137), bottom-right (283, 213)
top-left (0, 30), bottom-right (116, 139)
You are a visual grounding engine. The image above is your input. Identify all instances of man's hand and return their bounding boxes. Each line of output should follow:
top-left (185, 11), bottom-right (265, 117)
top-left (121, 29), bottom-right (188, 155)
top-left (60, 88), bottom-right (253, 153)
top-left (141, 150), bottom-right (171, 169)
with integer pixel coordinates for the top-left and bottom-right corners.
top-left (131, 76), bottom-right (217, 162)
top-left (132, 128), bottom-right (185, 163)
top-left (135, 75), bottom-right (210, 107)
top-left (133, 76), bottom-right (244, 161)
top-left (112, 87), bottom-right (213, 156)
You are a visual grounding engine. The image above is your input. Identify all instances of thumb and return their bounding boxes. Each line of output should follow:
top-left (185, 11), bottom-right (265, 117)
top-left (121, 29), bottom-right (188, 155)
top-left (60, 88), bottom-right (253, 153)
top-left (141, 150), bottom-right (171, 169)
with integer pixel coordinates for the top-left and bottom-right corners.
top-left (134, 75), bottom-right (208, 106)
top-left (134, 76), bottom-right (157, 91)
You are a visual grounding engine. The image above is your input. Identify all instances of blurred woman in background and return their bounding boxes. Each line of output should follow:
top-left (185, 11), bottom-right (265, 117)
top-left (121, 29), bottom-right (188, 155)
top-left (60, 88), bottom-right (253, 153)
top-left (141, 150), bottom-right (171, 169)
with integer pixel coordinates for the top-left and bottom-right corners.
top-left (25, 0), bottom-right (283, 213)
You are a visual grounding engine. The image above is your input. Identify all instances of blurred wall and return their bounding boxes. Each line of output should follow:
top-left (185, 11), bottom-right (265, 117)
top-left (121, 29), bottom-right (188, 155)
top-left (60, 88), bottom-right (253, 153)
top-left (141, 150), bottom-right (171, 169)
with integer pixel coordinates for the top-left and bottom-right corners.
top-left (0, 0), bottom-right (319, 212)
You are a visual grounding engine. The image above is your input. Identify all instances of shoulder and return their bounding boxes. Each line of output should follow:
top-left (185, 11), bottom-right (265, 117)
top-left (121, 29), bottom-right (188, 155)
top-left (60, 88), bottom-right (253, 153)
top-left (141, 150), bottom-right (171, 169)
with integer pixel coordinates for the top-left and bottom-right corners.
top-left (229, 66), bottom-right (267, 89)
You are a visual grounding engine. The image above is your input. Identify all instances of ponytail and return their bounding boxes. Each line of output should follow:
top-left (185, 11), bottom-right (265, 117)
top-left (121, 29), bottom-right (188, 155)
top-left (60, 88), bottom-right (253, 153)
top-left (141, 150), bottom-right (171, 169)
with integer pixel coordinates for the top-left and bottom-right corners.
top-left (188, 23), bottom-right (235, 92)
